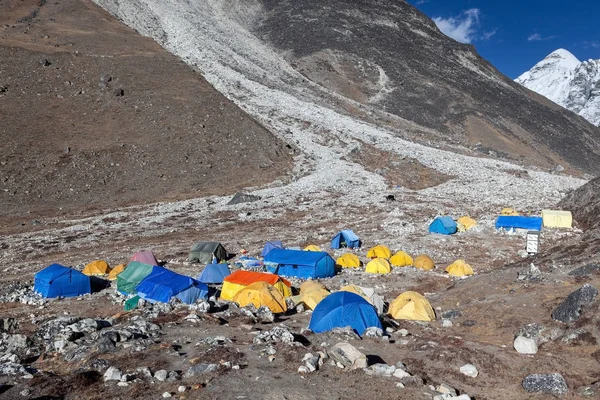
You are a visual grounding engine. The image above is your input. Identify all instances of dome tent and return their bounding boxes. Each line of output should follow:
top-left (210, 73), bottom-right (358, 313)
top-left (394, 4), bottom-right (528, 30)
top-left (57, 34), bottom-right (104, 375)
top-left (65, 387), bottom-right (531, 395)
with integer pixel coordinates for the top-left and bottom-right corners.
top-left (232, 281), bottom-right (287, 313)
top-left (108, 264), bottom-right (126, 281)
top-left (330, 230), bottom-right (361, 249)
top-left (366, 245), bottom-right (391, 259)
top-left (388, 291), bottom-right (435, 321)
top-left (445, 260), bottom-right (474, 277)
top-left (131, 250), bottom-right (159, 266)
top-left (365, 258), bottom-right (391, 274)
top-left (309, 292), bottom-right (382, 335)
top-left (82, 260), bottom-right (111, 276)
top-left (261, 241), bottom-right (284, 257)
top-left (197, 263), bottom-right (231, 284)
top-left (220, 270), bottom-right (292, 301)
top-left (390, 251), bottom-right (413, 267)
top-left (429, 216), bottom-right (457, 235)
top-left (336, 253), bottom-right (361, 269)
top-left (414, 254), bottom-right (435, 271)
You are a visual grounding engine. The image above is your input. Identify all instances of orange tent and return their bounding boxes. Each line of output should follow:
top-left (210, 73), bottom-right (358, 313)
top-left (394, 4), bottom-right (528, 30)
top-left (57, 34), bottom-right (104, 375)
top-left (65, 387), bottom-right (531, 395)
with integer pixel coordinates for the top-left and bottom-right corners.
top-left (220, 270), bottom-right (292, 301)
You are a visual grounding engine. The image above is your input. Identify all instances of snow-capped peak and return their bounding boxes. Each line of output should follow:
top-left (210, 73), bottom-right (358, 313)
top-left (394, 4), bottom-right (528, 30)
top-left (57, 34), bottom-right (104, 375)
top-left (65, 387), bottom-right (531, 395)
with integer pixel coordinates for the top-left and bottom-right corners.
top-left (516, 49), bottom-right (600, 126)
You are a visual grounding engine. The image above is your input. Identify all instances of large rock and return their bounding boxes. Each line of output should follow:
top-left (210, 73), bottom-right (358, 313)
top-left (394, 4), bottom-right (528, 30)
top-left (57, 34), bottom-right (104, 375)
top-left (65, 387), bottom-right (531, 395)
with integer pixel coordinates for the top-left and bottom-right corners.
top-left (227, 192), bottom-right (261, 205)
top-left (0, 318), bottom-right (17, 333)
top-left (184, 364), bottom-right (219, 377)
top-left (514, 336), bottom-right (538, 355)
top-left (552, 284), bottom-right (598, 323)
top-left (328, 342), bottom-right (367, 370)
top-left (103, 366), bottom-right (122, 381)
top-left (522, 373), bottom-right (568, 396)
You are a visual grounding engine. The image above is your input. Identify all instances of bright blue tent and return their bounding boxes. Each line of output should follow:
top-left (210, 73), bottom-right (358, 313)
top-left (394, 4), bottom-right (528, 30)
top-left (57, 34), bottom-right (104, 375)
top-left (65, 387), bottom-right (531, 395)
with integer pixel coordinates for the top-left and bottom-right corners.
top-left (428, 216), bottom-right (458, 235)
top-left (330, 230), bottom-right (361, 249)
top-left (34, 264), bottom-right (92, 298)
top-left (264, 249), bottom-right (336, 279)
top-left (136, 266), bottom-right (208, 304)
top-left (309, 292), bottom-right (382, 335)
top-left (261, 241), bottom-right (284, 257)
top-left (197, 263), bottom-right (231, 284)
top-left (495, 216), bottom-right (543, 231)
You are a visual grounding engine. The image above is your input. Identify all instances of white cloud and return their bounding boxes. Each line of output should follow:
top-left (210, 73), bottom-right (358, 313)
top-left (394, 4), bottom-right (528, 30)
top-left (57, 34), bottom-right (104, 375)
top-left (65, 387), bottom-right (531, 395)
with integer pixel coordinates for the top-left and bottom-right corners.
top-left (527, 33), bottom-right (556, 41)
top-left (433, 9), bottom-right (481, 44)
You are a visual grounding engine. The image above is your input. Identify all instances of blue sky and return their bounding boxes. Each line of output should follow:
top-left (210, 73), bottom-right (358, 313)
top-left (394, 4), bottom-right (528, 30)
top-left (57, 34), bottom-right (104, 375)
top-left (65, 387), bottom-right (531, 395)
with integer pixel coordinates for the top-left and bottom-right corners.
top-left (408, 0), bottom-right (600, 78)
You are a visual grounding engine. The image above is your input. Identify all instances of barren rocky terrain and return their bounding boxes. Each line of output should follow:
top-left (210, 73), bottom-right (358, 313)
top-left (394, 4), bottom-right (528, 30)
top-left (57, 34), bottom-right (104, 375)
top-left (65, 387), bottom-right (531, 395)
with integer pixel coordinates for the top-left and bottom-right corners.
top-left (1, 0), bottom-right (600, 399)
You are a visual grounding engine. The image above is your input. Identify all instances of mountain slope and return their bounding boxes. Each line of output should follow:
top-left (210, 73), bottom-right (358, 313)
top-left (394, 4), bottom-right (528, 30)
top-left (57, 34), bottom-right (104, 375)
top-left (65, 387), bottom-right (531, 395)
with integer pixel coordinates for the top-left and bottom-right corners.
top-left (0, 0), bottom-right (292, 223)
top-left (95, 0), bottom-right (600, 175)
top-left (516, 49), bottom-right (600, 127)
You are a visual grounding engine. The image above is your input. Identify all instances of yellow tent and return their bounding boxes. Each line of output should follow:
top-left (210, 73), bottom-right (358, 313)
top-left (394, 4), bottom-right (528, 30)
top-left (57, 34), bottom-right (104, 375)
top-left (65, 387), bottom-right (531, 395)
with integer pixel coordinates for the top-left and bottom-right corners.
top-left (82, 260), bottom-right (111, 276)
top-left (445, 259), bottom-right (474, 277)
top-left (456, 216), bottom-right (477, 232)
top-left (108, 264), bottom-right (126, 281)
top-left (541, 210), bottom-right (572, 228)
top-left (390, 251), bottom-right (413, 267)
top-left (366, 245), bottom-right (391, 259)
top-left (414, 254), bottom-right (435, 271)
top-left (388, 291), bottom-right (435, 321)
top-left (365, 258), bottom-right (391, 274)
top-left (336, 253), bottom-right (361, 268)
top-left (232, 281), bottom-right (287, 313)
top-left (501, 208), bottom-right (519, 216)
top-left (304, 244), bottom-right (322, 252)
top-left (297, 282), bottom-right (330, 310)
top-left (221, 270), bottom-right (292, 301)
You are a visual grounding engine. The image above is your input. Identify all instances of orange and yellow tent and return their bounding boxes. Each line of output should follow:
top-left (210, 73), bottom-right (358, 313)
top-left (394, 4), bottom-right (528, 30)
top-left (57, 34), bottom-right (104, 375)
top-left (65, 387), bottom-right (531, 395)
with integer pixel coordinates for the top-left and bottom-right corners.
top-left (233, 282), bottom-right (287, 313)
top-left (220, 270), bottom-right (292, 301)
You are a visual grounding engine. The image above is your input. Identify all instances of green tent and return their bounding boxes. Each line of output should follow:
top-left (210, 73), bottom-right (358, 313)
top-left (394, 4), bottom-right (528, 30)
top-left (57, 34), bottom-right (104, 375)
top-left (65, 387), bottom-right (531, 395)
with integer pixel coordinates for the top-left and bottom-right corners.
top-left (116, 261), bottom-right (154, 294)
top-left (188, 242), bottom-right (229, 264)
top-left (124, 295), bottom-right (141, 311)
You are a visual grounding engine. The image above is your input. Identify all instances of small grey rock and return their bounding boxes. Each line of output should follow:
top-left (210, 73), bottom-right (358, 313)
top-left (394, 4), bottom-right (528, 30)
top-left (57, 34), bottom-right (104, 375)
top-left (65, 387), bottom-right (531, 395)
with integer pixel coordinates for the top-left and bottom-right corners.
top-left (514, 336), bottom-right (538, 354)
top-left (153, 369), bottom-right (168, 382)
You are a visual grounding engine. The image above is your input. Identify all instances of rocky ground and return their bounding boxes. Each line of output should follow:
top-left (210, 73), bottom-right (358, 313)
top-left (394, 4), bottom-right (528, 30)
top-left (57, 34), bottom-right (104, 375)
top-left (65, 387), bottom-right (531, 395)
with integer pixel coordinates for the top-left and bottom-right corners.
top-left (2, 1), bottom-right (600, 399)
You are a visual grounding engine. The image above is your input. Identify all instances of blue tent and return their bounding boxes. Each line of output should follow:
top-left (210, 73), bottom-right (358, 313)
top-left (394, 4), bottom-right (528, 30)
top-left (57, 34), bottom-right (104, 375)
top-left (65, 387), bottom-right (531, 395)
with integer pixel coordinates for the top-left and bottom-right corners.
top-left (264, 249), bottom-right (336, 279)
top-left (429, 216), bottom-right (458, 235)
top-left (495, 216), bottom-right (543, 231)
top-left (261, 241), bottom-right (284, 257)
top-left (34, 264), bottom-right (92, 298)
top-left (197, 263), bottom-right (231, 284)
top-left (136, 266), bottom-right (208, 304)
top-left (309, 292), bottom-right (382, 335)
top-left (330, 230), bottom-right (361, 249)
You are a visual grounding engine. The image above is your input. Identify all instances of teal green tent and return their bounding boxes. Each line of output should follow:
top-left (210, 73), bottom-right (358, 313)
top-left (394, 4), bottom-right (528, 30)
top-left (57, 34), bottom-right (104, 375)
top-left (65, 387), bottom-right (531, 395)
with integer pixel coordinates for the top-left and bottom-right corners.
top-left (116, 261), bottom-right (154, 294)
top-left (124, 295), bottom-right (141, 311)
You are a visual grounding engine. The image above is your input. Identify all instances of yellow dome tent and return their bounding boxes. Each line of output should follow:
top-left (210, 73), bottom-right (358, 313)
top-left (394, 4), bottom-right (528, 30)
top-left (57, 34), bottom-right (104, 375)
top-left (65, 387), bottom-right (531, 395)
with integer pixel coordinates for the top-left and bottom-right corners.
top-left (390, 251), bottom-right (413, 267)
top-left (108, 264), bottom-right (126, 281)
top-left (445, 260), bottom-right (474, 277)
top-left (304, 244), bottom-right (322, 252)
top-left (366, 245), bottom-right (391, 259)
top-left (388, 291), bottom-right (435, 321)
top-left (297, 282), bottom-right (330, 310)
top-left (456, 216), bottom-right (477, 232)
top-left (82, 260), bottom-right (111, 276)
top-left (414, 254), bottom-right (435, 271)
top-left (232, 281), bottom-right (287, 313)
top-left (339, 285), bottom-right (385, 315)
top-left (336, 253), bottom-right (361, 268)
top-left (365, 258), bottom-right (391, 274)
top-left (501, 208), bottom-right (519, 216)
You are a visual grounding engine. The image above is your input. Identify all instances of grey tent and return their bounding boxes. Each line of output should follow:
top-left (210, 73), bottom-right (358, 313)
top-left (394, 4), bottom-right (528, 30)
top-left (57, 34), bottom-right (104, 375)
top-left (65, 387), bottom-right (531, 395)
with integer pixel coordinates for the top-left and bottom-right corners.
top-left (188, 242), bottom-right (230, 264)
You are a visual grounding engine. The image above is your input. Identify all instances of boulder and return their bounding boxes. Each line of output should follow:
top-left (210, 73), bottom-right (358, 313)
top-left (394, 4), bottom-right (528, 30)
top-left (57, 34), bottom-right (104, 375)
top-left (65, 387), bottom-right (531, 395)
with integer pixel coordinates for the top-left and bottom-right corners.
top-left (514, 336), bottom-right (538, 355)
top-left (522, 373), bottom-right (568, 396)
top-left (552, 284), bottom-right (598, 323)
top-left (459, 364), bottom-right (478, 378)
top-left (328, 342), bottom-right (367, 370)
top-left (103, 366), bottom-right (122, 381)
top-left (364, 363), bottom-right (396, 377)
top-left (154, 369), bottom-right (168, 382)
top-left (184, 363), bottom-right (219, 377)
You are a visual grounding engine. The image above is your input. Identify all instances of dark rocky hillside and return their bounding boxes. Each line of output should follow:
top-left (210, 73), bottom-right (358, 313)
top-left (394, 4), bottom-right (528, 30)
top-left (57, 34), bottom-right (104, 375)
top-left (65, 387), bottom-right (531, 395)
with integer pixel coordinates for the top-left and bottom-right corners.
top-left (254, 0), bottom-right (600, 174)
top-left (0, 0), bottom-right (292, 225)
